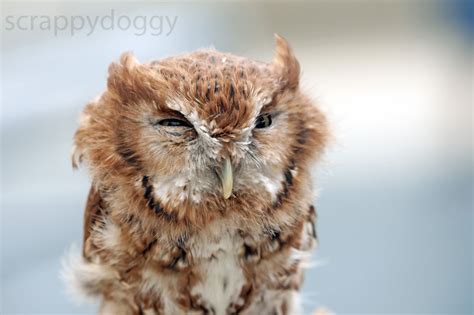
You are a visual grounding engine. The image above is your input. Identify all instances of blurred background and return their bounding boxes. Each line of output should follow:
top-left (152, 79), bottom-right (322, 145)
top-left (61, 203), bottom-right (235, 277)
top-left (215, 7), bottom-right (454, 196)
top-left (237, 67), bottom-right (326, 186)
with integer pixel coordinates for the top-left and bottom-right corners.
top-left (1, 1), bottom-right (472, 314)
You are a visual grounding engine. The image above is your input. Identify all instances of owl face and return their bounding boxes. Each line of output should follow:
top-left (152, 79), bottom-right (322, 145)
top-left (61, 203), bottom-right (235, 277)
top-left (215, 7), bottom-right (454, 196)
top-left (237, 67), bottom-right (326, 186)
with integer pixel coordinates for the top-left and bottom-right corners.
top-left (74, 36), bottom-right (328, 219)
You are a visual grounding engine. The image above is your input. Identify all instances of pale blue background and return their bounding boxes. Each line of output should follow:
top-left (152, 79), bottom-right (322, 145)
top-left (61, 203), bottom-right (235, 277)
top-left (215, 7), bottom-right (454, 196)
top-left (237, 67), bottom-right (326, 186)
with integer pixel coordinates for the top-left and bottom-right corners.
top-left (1, 1), bottom-right (472, 314)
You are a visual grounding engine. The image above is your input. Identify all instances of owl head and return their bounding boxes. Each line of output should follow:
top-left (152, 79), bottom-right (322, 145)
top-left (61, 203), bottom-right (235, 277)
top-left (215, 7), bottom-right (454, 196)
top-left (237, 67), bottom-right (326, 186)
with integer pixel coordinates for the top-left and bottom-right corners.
top-left (73, 35), bottom-right (328, 226)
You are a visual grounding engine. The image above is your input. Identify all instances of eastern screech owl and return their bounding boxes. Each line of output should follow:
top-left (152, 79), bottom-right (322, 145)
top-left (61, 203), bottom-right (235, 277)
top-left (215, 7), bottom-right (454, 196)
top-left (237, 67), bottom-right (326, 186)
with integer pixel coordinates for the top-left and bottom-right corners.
top-left (65, 35), bottom-right (329, 315)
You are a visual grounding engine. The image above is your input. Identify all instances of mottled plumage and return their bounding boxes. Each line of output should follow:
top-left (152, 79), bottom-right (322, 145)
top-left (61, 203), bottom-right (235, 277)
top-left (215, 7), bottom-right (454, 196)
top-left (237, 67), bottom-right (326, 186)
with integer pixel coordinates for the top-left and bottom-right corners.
top-left (64, 35), bottom-right (329, 315)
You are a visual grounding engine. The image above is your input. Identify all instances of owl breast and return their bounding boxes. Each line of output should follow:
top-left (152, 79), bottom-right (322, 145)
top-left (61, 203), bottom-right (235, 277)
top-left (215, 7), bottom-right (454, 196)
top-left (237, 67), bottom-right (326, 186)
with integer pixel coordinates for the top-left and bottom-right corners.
top-left (70, 201), bottom-right (315, 315)
top-left (186, 226), bottom-right (247, 315)
top-left (135, 214), bottom-right (313, 315)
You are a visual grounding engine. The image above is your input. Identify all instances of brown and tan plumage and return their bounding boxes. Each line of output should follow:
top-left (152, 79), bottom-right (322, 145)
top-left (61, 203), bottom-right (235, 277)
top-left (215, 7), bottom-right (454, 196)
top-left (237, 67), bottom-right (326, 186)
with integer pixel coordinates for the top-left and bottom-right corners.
top-left (64, 35), bottom-right (329, 315)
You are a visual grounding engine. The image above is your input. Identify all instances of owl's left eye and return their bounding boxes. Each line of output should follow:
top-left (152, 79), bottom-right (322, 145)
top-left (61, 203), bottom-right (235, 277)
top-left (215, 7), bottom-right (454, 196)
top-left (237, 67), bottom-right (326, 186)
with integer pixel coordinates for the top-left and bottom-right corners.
top-left (255, 113), bottom-right (272, 128)
top-left (158, 118), bottom-right (192, 128)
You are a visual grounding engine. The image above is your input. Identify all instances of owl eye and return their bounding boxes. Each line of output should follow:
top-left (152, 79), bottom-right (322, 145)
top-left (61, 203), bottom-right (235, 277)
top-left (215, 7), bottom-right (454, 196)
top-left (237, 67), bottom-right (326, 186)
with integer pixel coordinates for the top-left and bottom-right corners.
top-left (255, 113), bottom-right (272, 128)
top-left (158, 118), bottom-right (192, 127)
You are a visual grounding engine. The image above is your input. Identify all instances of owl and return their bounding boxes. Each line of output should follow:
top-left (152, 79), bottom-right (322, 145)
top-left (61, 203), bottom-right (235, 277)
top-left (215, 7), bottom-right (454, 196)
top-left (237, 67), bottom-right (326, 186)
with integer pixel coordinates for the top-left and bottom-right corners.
top-left (64, 35), bottom-right (329, 315)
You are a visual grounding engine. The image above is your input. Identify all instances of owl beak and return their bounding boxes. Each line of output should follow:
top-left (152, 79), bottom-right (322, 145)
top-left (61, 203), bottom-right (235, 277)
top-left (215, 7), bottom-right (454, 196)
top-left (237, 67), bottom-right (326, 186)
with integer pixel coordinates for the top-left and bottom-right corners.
top-left (220, 157), bottom-right (233, 199)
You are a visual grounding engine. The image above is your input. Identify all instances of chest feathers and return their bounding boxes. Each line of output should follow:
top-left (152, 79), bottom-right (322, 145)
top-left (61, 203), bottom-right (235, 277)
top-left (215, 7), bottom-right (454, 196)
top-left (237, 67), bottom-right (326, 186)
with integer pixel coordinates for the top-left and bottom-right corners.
top-left (63, 206), bottom-right (317, 315)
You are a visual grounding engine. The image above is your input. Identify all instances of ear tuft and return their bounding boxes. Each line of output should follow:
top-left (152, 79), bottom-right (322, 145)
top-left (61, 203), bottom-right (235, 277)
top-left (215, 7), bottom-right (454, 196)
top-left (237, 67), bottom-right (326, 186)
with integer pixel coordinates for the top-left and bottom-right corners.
top-left (119, 51), bottom-right (139, 69)
top-left (107, 51), bottom-right (139, 77)
top-left (107, 52), bottom-right (141, 98)
top-left (272, 34), bottom-right (300, 89)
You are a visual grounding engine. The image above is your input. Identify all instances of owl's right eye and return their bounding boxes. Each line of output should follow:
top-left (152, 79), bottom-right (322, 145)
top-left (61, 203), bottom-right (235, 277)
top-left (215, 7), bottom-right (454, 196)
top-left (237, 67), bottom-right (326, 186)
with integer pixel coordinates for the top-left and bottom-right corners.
top-left (158, 119), bottom-right (192, 128)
